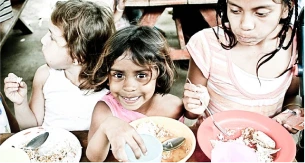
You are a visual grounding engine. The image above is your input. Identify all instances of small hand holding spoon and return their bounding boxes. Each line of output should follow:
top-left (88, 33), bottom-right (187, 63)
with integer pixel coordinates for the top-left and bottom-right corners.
top-left (24, 132), bottom-right (49, 150)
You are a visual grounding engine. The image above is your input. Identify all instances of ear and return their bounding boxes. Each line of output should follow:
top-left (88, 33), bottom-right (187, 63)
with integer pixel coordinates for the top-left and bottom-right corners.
top-left (73, 59), bottom-right (79, 65)
top-left (281, 6), bottom-right (289, 19)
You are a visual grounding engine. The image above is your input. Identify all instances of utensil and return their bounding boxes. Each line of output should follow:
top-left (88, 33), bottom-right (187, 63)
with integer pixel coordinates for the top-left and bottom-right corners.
top-left (24, 132), bottom-right (49, 149)
top-left (162, 137), bottom-right (185, 151)
top-left (205, 108), bottom-right (229, 136)
top-left (186, 78), bottom-right (228, 136)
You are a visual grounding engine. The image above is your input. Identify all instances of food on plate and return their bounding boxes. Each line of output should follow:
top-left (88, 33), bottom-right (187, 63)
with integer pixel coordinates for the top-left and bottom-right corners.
top-left (1, 127), bottom-right (82, 162)
top-left (210, 127), bottom-right (280, 162)
top-left (21, 138), bottom-right (81, 162)
top-left (134, 120), bottom-right (191, 162)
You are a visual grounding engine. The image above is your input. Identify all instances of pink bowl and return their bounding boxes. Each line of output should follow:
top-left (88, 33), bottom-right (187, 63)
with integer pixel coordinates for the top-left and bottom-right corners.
top-left (197, 110), bottom-right (296, 162)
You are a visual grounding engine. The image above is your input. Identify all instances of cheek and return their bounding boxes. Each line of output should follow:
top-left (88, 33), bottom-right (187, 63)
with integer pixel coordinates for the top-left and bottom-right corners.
top-left (143, 81), bottom-right (157, 95)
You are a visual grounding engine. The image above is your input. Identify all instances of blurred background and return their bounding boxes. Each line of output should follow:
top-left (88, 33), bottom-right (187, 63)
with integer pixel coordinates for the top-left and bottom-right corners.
top-left (0, 0), bottom-right (188, 113)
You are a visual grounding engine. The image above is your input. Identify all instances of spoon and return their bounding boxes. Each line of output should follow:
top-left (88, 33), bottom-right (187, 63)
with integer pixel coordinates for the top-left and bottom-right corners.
top-left (186, 78), bottom-right (229, 136)
top-left (162, 137), bottom-right (185, 151)
top-left (24, 132), bottom-right (49, 149)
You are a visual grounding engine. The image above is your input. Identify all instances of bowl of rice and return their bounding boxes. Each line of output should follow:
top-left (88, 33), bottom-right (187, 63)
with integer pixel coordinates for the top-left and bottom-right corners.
top-left (130, 116), bottom-right (196, 162)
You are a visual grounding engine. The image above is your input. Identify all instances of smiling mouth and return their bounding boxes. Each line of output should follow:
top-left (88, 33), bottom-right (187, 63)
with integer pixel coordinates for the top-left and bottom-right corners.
top-left (121, 96), bottom-right (140, 102)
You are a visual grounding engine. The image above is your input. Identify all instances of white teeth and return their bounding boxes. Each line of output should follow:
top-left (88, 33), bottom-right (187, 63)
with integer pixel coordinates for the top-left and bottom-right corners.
top-left (123, 96), bottom-right (139, 101)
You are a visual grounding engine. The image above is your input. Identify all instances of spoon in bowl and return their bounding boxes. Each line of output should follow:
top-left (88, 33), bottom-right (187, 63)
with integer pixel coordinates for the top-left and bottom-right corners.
top-left (162, 137), bottom-right (185, 151)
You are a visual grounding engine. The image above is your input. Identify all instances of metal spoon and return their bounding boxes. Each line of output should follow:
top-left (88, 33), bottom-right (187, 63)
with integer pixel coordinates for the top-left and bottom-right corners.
top-left (186, 78), bottom-right (229, 136)
top-left (162, 137), bottom-right (185, 151)
top-left (24, 132), bottom-right (49, 149)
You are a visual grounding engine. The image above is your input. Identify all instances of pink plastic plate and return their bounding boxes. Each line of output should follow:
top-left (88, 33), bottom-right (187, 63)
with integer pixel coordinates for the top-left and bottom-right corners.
top-left (197, 110), bottom-right (296, 162)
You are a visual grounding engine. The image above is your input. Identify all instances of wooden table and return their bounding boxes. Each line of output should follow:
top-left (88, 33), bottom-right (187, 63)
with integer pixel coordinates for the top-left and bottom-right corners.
top-left (124, 0), bottom-right (218, 60)
top-left (0, 124), bottom-right (210, 162)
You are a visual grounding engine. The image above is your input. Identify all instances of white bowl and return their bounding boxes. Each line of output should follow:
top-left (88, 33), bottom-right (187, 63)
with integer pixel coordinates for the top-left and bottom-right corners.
top-left (0, 147), bottom-right (31, 162)
top-left (125, 134), bottom-right (163, 162)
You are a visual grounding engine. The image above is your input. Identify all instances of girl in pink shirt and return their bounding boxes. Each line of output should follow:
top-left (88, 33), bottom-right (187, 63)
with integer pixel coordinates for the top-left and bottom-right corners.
top-left (183, 0), bottom-right (303, 134)
top-left (86, 25), bottom-right (186, 162)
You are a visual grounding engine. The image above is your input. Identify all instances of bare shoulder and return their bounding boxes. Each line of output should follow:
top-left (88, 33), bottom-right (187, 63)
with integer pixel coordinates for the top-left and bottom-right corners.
top-left (154, 94), bottom-right (183, 119)
top-left (33, 64), bottom-right (50, 86)
top-left (92, 101), bottom-right (112, 121)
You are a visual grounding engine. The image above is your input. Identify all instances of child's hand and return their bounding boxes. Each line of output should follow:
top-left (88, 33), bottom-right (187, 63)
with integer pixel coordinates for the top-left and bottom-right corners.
top-left (103, 117), bottom-right (147, 162)
top-left (3, 73), bottom-right (27, 105)
top-left (183, 82), bottom-right (210, 115)
top-left (273, 108), bottom-right (304, 134)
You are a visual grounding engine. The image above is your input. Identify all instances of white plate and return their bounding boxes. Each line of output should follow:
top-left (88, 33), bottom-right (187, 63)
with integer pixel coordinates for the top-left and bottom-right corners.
top-left (1, 126), bottom-right (82, 162)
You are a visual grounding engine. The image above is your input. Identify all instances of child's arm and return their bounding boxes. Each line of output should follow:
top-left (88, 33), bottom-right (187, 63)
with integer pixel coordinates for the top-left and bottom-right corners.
top-left (87, 101), bottom-right (147, 162)
top-left (4, 65), bottom-right (48, 129)
top-left (183, 57), bottom-right (210, 119)
top-left (277, 76), bottom-right (303, 133)
top-left (113, 0), bottom-right (126, 23)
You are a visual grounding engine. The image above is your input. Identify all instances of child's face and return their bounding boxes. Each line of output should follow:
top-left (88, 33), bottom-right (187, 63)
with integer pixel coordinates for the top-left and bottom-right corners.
top-left (108, 54), bottom-right (158, 111)
top-left (227, 0), bottom-right (288, 45)
top-left (41, 22), bottom-right (73, 69)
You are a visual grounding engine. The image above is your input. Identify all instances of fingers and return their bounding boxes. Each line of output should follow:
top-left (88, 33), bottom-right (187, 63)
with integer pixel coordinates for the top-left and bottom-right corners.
top-left (283, 124), bottom-right (299, 134)
top-left (124, 134), bottom-right (147, 160)
top-left (183, 83), bottom-right (210, 115)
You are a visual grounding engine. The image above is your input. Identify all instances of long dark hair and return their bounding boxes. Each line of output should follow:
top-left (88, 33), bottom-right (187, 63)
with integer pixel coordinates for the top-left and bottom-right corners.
top-left (214, 0), bottom-right (298, 79)
top-left (91, 25), bottom-right (176, 95)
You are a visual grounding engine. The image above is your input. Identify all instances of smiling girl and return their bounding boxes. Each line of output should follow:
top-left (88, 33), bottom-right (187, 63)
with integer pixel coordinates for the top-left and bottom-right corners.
top-left (86, 25), bottom-right (185, 162)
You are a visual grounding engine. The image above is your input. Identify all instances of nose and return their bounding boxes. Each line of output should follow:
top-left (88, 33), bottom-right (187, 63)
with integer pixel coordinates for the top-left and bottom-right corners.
top-left (123, 77), bottom-right (137, 92)
top-left (240, 13), bottom-right (255, 31)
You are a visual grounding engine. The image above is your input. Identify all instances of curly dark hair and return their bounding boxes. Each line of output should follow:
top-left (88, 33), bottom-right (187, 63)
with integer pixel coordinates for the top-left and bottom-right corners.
top-left (51, 0), bottom-right (116, 90)
top-left (214, 0), bottom-right (299, 79)
top-left (90, 25), bottom-right (177, 95)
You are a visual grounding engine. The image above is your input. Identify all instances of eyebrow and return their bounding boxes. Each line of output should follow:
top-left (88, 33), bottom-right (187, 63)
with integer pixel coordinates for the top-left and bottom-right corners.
top-left (227, 1), bottom-right (274, 10)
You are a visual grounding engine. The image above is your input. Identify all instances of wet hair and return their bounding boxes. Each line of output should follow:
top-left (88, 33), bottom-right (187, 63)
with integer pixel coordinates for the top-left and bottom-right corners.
top-left (91, 25), bottom-right (176, 95)
top-left (214, 0), bottom-right (298, 79)
top-left (51, 0), bottom-right (116, 89)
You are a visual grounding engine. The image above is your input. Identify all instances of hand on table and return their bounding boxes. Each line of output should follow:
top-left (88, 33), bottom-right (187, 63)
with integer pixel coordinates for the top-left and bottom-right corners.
top-left (104, 117), bottom-right (147, 162)
top-left (3, 73), bottom-right (27, 105)
top-left (273, 108), bottom-right (304, 134)
top-left (183, 82), bottom-right (210, 115)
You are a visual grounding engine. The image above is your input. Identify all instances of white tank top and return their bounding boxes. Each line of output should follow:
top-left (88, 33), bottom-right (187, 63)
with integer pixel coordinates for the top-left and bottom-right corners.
top-left (42, 68), bottom-right (109, 131)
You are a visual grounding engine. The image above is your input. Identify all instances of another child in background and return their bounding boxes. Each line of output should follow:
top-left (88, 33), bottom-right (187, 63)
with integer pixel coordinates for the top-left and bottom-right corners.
top-left (94, 0), bottom-right (142, 30)
top-left (3, 0), bottom-right (116, 131)
top-left (86, 25), bottom-right (184, 162)
top-left (182, 0), bottom-right (303, 133)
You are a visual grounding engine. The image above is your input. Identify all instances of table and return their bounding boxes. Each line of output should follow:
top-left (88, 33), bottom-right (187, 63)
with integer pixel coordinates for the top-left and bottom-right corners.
top-left (0, 124), bottom-right (210, 162)
top-left (124, 0), bottom-right (218, 60)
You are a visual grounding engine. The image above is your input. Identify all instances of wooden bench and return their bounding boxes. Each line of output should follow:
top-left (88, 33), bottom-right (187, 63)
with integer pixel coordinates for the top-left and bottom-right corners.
top-left (125, 0), bottom-right (217, 60)
top-left (0, 0), bottom-right (32, 49)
